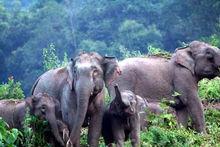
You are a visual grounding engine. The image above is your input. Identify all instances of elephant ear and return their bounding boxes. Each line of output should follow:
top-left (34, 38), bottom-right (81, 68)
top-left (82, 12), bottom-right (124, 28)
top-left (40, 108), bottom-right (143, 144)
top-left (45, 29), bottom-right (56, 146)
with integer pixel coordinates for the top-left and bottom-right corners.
top-left (25, 96), bottom-right (34, 108)
top-left (102, 56), bottom-right (121, 84)
top-left (67, 58), bottom-right (74, 91)
top-left (25, 94), bottom-right (40, 113)
top-left (174, 47), bottom-right (195, 75)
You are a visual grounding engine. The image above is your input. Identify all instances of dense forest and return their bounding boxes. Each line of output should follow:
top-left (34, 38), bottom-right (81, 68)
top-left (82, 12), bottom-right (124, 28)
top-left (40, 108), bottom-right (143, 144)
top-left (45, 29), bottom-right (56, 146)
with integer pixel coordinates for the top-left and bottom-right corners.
top-left (0, 0), bottom-right (220, 94)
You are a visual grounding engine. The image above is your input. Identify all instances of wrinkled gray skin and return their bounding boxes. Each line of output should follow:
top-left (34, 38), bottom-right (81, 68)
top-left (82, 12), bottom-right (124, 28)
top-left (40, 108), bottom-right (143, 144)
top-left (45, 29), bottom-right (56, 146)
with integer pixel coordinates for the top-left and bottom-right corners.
top-left (32, 52), bottom-right (120, 147)
top-left (136, 95), bottom-right (163, 130)
top-left (47, 119), bottom-right (70, 147)
top-left (0, 93), bottom-right (65, 146)
top-left (102, 85), bottom-right (140, 147)
top-left (107, 41), bottom-right (220, 133)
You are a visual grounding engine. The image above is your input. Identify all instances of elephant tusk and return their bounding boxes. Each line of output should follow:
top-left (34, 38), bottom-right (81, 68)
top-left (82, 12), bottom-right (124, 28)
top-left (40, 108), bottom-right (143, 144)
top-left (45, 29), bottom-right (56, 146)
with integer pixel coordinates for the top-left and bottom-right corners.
top-left (66, 139), bottom-right (73, 147)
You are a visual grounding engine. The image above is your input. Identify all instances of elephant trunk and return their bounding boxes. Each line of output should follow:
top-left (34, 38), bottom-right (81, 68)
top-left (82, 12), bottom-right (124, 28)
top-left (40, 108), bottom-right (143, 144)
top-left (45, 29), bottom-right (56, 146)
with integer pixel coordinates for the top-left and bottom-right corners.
top-left (70, 77), bottom-right (93, 144)
top-left (46, 111), bottom-right (64, 146)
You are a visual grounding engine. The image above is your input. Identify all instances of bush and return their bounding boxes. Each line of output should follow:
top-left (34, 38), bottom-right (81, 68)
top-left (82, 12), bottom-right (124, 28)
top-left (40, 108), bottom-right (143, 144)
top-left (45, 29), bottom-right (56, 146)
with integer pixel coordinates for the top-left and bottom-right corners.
top-left (43, 44), bottom-right (68, 71)
top-left (198, 78), bottom-right (220, 100)
top-left (0, 77), bottom-right (24, 99)
top-left (147, 45), bottom-right (171, 58)
top-left (18, 112), bottom-right (50, 147)
top-left (0, 117), bottom-right (20, 147)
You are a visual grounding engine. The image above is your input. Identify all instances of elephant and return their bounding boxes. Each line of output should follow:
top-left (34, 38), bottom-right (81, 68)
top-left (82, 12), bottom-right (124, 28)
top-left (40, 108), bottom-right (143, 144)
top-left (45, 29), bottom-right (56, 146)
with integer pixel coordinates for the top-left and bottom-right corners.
top-left (31, 52), bottom-right (121, 146)
top-left (136, 95), bottom-right (163, 130)
top-left (107, 41), bottom-right (220, 133)
top-left (102, 85), bottom-right (140, 147)
top-left (46, 119), bottom-right (70, 147)
top-left (0, 93), bottom-right (66, 146)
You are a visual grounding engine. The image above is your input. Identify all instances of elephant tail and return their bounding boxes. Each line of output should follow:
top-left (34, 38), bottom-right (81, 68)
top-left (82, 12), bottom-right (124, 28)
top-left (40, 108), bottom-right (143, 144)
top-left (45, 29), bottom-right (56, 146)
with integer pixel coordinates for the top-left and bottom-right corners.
top-left (31, 76), bottom-right (41, 95)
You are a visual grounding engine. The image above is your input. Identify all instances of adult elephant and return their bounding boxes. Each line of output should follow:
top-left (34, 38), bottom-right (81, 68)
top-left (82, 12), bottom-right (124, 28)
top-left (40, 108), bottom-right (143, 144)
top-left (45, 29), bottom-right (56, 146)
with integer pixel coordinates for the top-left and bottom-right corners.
top-left (32, 52), bottom-right (120, 146)
top-left (107, 41), bottom-right (220, 133)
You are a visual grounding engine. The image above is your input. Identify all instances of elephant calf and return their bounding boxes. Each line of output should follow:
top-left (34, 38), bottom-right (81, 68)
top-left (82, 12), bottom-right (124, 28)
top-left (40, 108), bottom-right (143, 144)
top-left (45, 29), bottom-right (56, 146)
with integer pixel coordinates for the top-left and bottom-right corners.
top-left (0, 93), bottom-right (68, 146)
top-left (136, 95), bottom-right (163, 130)
top-left (102, 85), bottom-right (141, 147)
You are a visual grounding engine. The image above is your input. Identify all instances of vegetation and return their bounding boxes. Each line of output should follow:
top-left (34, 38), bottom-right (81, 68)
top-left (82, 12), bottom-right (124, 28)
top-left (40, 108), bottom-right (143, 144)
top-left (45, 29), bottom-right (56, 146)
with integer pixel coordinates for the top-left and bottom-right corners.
top-left (0, 117), bottom-right (19, 147)
top-left (0, 77), bottom-right (24, 99)
top-left (0, 0), bottom-right (220, 94)
top-left (0, 78), bottom-right (50, 147)
top-left (0, 0), bottom-right (220, 146)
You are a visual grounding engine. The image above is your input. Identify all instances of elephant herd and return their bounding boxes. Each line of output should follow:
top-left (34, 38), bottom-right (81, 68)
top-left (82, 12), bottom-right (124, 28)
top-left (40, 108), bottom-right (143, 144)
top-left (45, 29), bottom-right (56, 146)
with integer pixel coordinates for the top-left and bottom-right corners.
top-left (0, 41), bottom-right (220, 147)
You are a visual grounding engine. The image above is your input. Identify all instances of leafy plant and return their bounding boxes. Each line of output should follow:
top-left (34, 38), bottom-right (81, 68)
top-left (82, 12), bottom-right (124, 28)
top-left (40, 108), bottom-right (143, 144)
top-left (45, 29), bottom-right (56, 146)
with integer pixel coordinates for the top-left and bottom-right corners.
top-left (0, 77), bottom-right (24, 99)
top-left (43, 44), bottom-right (68, 71)
top-left (18, 110), bottom-right (50, 147)
top-left (198, 78), bottom-right (220, 100)
top-left (0, 117), bottom-right (20, 147)
top-left (147, 45), bottom-right (171, 58)
top-left (118, 45), bottom-right (142, 58)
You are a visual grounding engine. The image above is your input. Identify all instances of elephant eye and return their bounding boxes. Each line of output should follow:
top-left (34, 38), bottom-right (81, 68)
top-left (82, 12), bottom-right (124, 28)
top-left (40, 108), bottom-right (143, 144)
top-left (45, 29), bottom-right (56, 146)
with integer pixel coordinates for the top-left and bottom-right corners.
top-left (73, 67), bottom-right (77, 73)
top-left (41, 105), bottom-right (46, 114)
top-left (206, 54), bottom-right (214, 62)
top-left (206, 49), bottom-right (214, 61)
top-left (93, 70), bottom-right (99, 76)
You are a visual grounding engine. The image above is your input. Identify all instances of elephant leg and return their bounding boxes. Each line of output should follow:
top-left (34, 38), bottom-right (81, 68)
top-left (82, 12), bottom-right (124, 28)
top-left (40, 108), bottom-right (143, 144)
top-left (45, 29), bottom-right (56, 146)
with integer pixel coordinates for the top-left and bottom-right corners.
top-left (112, 119), bottom-right (125, 147)
top-left (130, 116), bottom-right (140, 147)
top-left (88, 112), bottom-right (103, 146)
top-left (187, 97), bottom-right (206, 133)
top-left (173, 68), bottom-right (206, 133)
top-left (176, 108), bottom-right (189, 128)
top-left (88, 92), bottom-right (104, 147)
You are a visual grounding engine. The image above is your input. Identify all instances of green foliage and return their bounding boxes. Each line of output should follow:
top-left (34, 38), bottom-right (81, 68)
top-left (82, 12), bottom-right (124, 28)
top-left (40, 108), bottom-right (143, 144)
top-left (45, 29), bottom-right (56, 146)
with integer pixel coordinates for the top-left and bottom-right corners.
top-left (43, 44), bottom-right (69, 71)
top-left (0, 77), bottom-right (24, 99)
top-left (118, 45), bottom-right (142, 59)
top-left (205, 109), bottom-right (220, 145)
top-left (198, 78), bottom-right (220, 100)
top-left (141, 126), bottom-right (203, 147)
top-left (118, 20), bottom-right (162, 51)
top-left (147, 45), bottom-right (171, 58)
top-left (1, 0), bottom-right (220, 94)
top-left (43, 44), bottom-right (61, 71)
top-left (18, 111), bottom-right (50, 147)
top-left (203, 34), bottom-right (220, 47)
top-left (140, 104), bottom-right (220, 147)
top-left (79, 39), bottom-right (108, 54)
top-left (0, 117), bottom-right (20, 147)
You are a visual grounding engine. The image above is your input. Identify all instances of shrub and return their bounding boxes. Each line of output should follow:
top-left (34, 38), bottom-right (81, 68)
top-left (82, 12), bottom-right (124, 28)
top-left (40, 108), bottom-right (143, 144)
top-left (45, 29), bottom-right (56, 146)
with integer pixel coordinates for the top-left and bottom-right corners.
top-left (118, 45), bottom-right (142, 58)
top-left (198, 78), bottom-right (220, 100)
top-left (0, 117), bottom-right (20, 147)
top-left (147, 45), bottom-right (171, 58)
top-left (43, 44), bottom-right (68, 71)
top-left (139, 103), bottom-right (220, 147)
top-left (0, 77), bottom-right (24, 99)
top-left (18, 112), bottom-right (50, 147)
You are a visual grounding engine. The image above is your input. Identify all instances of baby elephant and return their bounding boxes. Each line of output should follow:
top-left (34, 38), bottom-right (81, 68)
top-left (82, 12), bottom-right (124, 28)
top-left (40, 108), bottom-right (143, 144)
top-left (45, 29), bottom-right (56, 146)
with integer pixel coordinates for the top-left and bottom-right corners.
top-left (0, 93), bottom-right (68, 146)
top-left (102, 85), bottom-right (140, 147)
top-left (136, 95), bottom-right (163, 130)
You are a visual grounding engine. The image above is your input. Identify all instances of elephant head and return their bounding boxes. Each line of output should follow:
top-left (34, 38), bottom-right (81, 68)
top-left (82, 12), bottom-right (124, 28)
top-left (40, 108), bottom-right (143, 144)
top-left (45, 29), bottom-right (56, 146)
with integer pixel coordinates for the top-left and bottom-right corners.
top-left (66, 52), bottom-right (120, 143)
top-left (174, 41), bottom-right (220, 80)
top-left (25, 93), bottom-right (64, 146)
top-left (110, 85), bottom-right (137, 116)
